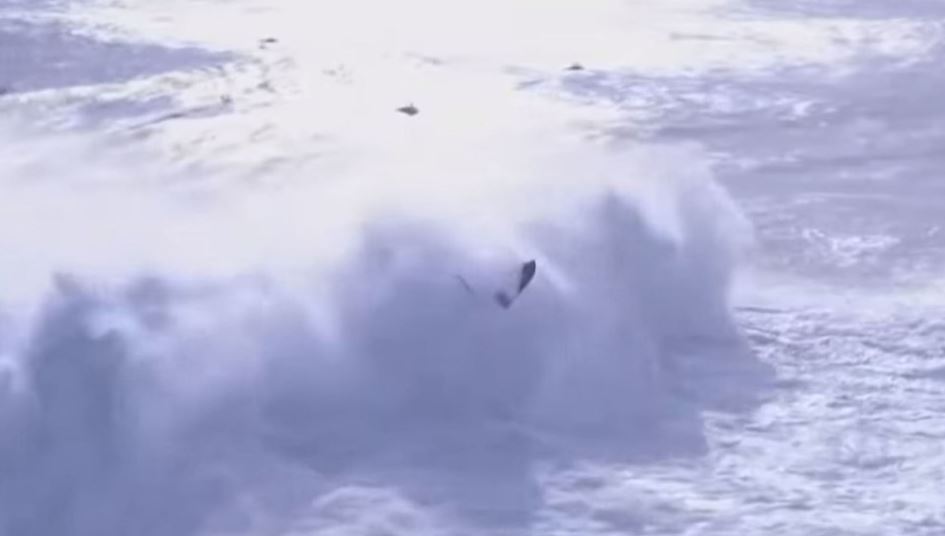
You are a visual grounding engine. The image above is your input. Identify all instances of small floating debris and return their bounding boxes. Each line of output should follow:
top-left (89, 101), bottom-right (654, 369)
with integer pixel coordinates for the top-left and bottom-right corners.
top-left (257, 80), bottom-right (274, 92)
top-left (258, 37), bottom-right (279, 49)
top-left (396, 103), bottom-right (419, 116)
top-left (220, 94), bottom-right (233, 105)
top-left (565, 63), bottom-right (585, 72)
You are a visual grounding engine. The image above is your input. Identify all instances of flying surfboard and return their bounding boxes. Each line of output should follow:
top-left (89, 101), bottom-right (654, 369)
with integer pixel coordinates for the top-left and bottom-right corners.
top-left (455, 260), bottom-right (538, 309)
top-left (455, 259), bottom-right (537, 309)
top-left (494, 260), bottom-right (537, 309)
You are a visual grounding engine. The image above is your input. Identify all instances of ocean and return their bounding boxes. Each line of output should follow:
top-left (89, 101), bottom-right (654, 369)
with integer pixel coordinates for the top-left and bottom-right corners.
top-left (1, 1), bottom-right (944, 534)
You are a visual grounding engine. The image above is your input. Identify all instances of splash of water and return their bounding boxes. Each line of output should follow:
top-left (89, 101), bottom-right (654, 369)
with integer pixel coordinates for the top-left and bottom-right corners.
top-left (15, 0), bottom-right (931, 533)
top-left (0, 108), bottom-right (753, 535)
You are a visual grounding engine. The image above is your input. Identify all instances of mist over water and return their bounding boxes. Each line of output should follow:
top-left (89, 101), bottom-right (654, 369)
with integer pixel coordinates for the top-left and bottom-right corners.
top-left (2, 0), bottom-right (942, 534)
top-left (0, 116), bottom-right (751, 535)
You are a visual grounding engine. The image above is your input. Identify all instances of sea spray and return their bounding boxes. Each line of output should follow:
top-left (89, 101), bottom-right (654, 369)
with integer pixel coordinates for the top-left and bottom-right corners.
top-left (0, 1), bottom-right (762, 531)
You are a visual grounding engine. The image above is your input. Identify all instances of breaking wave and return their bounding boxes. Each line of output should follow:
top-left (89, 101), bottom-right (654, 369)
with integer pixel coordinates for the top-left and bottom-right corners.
top-left (0, 2), bottom-right (773, 531)
top-left (0, 121), bottom-right (758, 534)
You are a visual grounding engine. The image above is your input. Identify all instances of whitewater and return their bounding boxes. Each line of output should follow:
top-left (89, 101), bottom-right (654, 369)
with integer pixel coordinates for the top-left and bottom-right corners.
top-left (1, 0), bottom-right (944, 534)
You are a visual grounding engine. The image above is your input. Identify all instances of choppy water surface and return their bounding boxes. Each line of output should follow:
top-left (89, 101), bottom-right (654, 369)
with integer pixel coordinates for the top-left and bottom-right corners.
top-left (1, 1), bottom-right (943, 534)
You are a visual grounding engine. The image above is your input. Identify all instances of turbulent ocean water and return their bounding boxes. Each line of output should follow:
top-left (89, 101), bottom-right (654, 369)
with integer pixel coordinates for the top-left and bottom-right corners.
top-left (1, 1), bottom-right (944, 534)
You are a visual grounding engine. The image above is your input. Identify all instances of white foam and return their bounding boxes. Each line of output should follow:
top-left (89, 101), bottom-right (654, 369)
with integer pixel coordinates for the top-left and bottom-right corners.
top-left (0, 105), bottom-right (751, 532)
top-left (17, 0), bottom-right (933, 533)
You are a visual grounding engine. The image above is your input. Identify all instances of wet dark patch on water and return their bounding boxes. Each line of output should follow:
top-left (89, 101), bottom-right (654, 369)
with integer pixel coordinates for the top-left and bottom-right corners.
top-left (0, 18), bottom-right (230, 93)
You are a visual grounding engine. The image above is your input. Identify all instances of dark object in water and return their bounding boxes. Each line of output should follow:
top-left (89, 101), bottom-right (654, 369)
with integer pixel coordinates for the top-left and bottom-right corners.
top-left (517, 260), bottom-right (537, 293)
top-left (259, 37), bottom-right (279, 48)
top-left (565, 63), bottom-right (585, 71)
top-left (495, 260), bottom-right (538, 309)
top-left (397, 103), bottom-right (419, 116)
